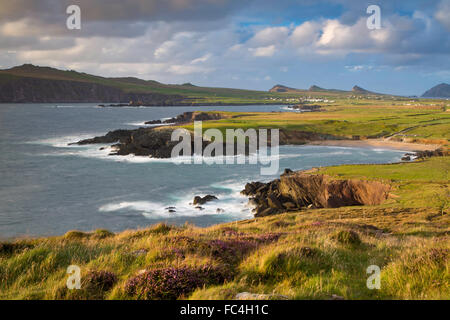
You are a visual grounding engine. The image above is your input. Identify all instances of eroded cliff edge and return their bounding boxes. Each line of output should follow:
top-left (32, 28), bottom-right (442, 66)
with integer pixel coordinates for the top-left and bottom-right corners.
top-left (242, 169), bottom-right (391, 217)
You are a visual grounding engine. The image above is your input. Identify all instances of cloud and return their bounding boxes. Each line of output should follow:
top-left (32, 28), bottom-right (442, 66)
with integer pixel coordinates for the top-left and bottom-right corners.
top-left (290, 21), bottom-right (321, 46)
top-left (0, 0), bottom-right (448, 94)
top-left (168, 64), bottom-right (214, 75)
top-left (435, 0), bottom-right (450, 31)
top-left (249, 45), bottom-right (276, 57)
top-left (249, 26), bottom-right (289, 46)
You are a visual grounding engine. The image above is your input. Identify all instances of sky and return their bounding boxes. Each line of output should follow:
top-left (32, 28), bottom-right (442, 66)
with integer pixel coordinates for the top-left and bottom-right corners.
top-left (0, 0), bottom-right (449, 96)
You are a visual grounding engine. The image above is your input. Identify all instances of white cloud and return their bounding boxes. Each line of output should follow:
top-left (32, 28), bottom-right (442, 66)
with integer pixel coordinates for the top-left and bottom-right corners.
top-left (168, 64), bottom-right (214, 75)
top-left (249, 45), bottom-right (276, 57)
top-left (435, 0), bottom-right (450, 31)
top-left (290, 21), bottom-right (321, 46)
top-left (249, 26), bottom-right (289, 46)
top-left (191, 53), bottom-right (212, 64)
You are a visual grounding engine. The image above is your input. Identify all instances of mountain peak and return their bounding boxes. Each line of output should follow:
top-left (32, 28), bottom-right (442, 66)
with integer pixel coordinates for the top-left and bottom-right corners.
top-left (422, 83), bottom-right (450, 98)
top-left (269, 84), bottom-right (297, 93)
top-left (309, 85), bottom-right (325, 92)
top-left (352, 85), bottom-right (370, 93)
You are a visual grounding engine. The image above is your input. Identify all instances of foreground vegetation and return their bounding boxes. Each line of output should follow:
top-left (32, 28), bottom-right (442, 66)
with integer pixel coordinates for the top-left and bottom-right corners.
top-left (1, 157), bottom-right (448, 300)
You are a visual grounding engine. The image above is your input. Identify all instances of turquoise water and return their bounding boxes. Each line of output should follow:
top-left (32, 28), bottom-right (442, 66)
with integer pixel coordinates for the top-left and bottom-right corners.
top-left (0, 103), bottom-right (406, 239)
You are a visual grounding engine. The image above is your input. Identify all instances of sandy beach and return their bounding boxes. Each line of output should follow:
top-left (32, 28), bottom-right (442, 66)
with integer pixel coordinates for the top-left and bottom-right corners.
top-left (307, 139), bottom-right (442, 152)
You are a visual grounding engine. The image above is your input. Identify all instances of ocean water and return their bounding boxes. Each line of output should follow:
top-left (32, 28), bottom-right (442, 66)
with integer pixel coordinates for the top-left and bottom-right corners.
top-left (0, 103), bottom-right (407, 239)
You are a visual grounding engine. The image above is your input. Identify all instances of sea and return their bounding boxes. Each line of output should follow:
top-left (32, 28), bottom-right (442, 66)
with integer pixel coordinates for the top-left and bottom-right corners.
top-left (0, 103), bottom-right (407, 239)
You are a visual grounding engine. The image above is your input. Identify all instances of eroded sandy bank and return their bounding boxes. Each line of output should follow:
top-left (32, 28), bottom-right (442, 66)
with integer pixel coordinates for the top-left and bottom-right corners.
top-left (307, 139), bottom-right (442, 151)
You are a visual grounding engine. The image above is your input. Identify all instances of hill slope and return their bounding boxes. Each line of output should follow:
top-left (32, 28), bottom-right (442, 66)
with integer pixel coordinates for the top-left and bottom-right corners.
top-left (0, 64), bottom-right (271, 105)
top-left (422, 83), bottom-right (450, 98)
top-left (0, 157), bottom-right (448, 300)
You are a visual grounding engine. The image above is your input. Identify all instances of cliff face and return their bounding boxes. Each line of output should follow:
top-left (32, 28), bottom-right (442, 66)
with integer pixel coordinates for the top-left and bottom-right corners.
top-left (0, 76), bottom-right (184, 104)
top-left (242, 171), bottom-right (391, 217)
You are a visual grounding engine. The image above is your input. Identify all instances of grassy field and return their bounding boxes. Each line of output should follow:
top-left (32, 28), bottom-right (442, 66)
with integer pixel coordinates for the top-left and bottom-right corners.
top-left (178, 104), bottom-right (450, 145)
top-left (1, 157), bottom-right (448, 300)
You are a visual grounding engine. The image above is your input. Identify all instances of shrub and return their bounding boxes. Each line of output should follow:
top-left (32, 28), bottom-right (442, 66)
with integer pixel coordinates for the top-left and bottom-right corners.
top-left (208, 239), bottom-right (257, 263)
top-left (64, 230), bottom-right (89, 240)
top-left (92, 229), bottom-right (114, 239)
top-left (0, 241), bottom-right (34, 256)
top-left (254, 233), bottom-right (282, 243)
top-left (85, 270), bottom-right (117, 291)
top-left (332, 230), bottom-right (361, 246)
top-left (125, 265), bottom-right (229, 300)
top-left (54, 270), bottom-right (117, 300)
top-left (150, 223), bottom-right (174, 235)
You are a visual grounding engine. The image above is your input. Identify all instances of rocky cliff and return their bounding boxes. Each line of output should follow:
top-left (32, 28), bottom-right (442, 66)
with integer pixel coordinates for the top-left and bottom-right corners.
top-left (242, 169), bottom-right (391, 217)
top-left (0, 76), bottom-right (183, 104)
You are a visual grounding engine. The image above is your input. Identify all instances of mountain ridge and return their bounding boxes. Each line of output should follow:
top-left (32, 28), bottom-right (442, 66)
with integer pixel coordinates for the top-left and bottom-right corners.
top-left (0, 64), bottom-right (269, 104)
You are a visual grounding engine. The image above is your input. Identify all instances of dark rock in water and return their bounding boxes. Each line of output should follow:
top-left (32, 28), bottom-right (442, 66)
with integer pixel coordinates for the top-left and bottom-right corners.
top-left (289, 104), bottom-right (322, 111)
top-left (145, 120), bottom-right (162, 125)
top-left (69, 113), bottom-right (252, 159)
top-left (72, 127), bottom-right (208, 158)
top-left (401, 155), bottom-right (411, 161)
top-left (242, 172), bottom-right (391, 218)
top-left (163, 111), bottom-right (224, 124)
top-left (414, 148), bottom-right (448, 159)
top-left (216, 208), bottom-right (225, 214)
top-left (195, 206), bottom-right (205, 211)
top-left (193, 195), bottom-right (218, 205)
top-left (241, 182), bottom-right (266, 196)
top-left (70, 129), bottom-right (132, 145)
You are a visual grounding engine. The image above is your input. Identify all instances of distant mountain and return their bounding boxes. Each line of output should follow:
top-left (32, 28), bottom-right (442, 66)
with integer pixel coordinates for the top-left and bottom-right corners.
top-left (308, 85), bottom-right (326, 92)
top-left (422, 83), bottom-right (450, 98)
top-left (352, 85), bottom-right (372, 94)
top-left (0, 64), bottom-right (263, 104)
top-left (269, 84), bottom-right (303, 93)
top-left (269, 84), bottom-right (378, 95)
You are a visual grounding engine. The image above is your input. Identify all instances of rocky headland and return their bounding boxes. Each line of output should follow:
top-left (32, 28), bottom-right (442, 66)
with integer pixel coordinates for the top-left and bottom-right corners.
top-left (242, 169), bottom-right (391, 217)
top-left (71, 112), bottom-right (247, 158)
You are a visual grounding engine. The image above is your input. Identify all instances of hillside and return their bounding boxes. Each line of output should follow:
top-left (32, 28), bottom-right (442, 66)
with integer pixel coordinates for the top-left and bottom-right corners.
top-left (0, 157), bottom-right (448, 300)
top-left (422, 83), bottom-right (450, 98)
top-left (0, 64), bottom-right (272, 105)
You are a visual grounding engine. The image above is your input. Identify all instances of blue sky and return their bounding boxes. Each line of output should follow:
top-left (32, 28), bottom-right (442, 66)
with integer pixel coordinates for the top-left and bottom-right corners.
top-left (0, 0), bottom-right (449, 95)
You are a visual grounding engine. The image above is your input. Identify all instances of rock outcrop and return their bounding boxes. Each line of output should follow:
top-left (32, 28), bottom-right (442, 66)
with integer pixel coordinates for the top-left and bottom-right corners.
top-left (73, 127), bottom-right (205, 158)
top-left (242, 169), bottom-right (391, 217)
top-left (143, 112), bottom-right (225, 126)
top-left (193, 195), bottom-right (218, 205)
top-left (414, 148), bottom-right (449, 159)
top-left (163, 112), bottom-right (225, 124)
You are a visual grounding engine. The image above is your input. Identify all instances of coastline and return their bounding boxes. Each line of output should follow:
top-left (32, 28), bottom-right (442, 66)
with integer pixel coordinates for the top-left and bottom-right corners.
top-left (306, 139), bottom-right (442, 152)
